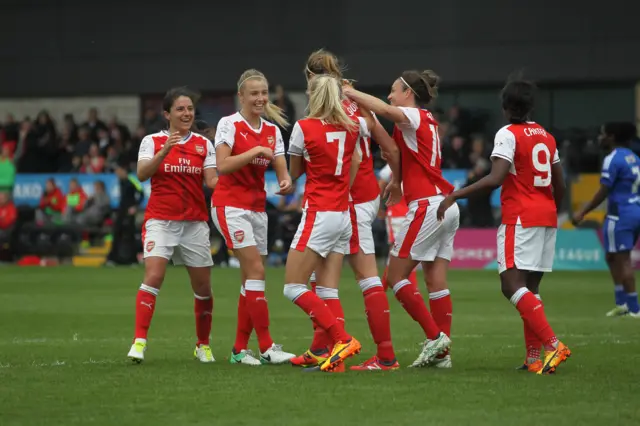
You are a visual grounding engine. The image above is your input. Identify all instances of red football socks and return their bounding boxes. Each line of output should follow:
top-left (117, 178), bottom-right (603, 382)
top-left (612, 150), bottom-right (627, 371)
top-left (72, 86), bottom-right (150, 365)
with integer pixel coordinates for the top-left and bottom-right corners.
top-left (194, 294), bottom-right (213, 346)
top-left (245, 280), bottom-right (273, 353)
top-left (233, 289), bottom-right (253, 353)
top-left (292, 290), bottom-right (350, 343)
top-left (393, 279), bottom-right (441, 340)
top-left (429, 289), bottom-right (452, 337)
top-left (134, 284), bottom-right (159, 340)
top-left (360, 277), bottom-right (395, 361)
top-left (511, 288), bottom-right (557, 351)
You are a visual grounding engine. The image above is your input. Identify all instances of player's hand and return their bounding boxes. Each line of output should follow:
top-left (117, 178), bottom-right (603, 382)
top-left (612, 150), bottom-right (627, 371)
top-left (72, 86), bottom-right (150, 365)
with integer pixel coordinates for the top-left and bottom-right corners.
top-left (342, 86), bottom-right (354, 98)
top-left (255, 146), bottom-right (274, 161)
top-left (571, 212), bottom-right (585, 226)
top-left (160, 132), bottom-right (181, 156)
top-left (384, 179), bottom-right (402, 206)
top-left (437, 195), bottom-right (456, 221)
top-left (380, 150), bottom-right (388, 161)
top-left (276, 179), bottom-right (293, 195)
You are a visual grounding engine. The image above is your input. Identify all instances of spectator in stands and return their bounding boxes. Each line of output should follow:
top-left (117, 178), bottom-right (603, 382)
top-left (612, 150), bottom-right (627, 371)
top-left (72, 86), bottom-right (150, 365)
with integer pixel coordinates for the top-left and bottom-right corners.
top-left (463, 158), bottom-right (494, 227)
top-left (443, 135), bottom-right (471, 169)
top-left (97, 128), bottom-right (111, 153)
top-left (33, 111), bottom-right (58, 173)
top-left (75, 180), bottom-right (111, 227)
top-left (1, 114), bottom-right (19, 148)
top-left (15, 119), bottom-right (39, 173)
top-left (64, 178), bottom-right (88, 222)
top-left (57, 127), bottom-right (75, 172)
top-left (105, 161), bottom-right (145, 265)
top-left (143, 108), bottom-right (164, 134)
top-left (82, 107), bottom-right (107, 141)
top-left (468, 134), bottom-right (488, 165)
top-left (0, 191), bottom-right (17, 249)
top-left (36, 178), bottom-right (65, 225)
top-left (0, 144), bottom-right (15, 192)
top-left (74, 126), bottom-right (94, 158)
top-left (81, 144), bottom-right (105, 174)
top-left (273, 84), bottom-right (296, 151)
top-left (108, 115), bottom-right (131, 143)
top-left (63, 113), bottom-right (78, 142)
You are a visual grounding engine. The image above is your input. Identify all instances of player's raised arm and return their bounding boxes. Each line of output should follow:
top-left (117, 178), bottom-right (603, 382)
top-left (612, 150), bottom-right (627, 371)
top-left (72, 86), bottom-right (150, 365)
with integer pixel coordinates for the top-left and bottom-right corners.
top-left (343, 70), bottom-right (439, 126)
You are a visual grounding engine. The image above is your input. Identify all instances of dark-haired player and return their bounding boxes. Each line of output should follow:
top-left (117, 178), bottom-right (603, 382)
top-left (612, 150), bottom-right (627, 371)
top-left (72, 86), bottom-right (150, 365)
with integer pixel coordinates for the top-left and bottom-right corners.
top-left (437, 78), bottom-right (571, 374)
top-left (128, 87), bottom-right (218, 364)
top-left (344, 70), bottom-right (455, 368)
top-left (573, 122), bottom-right (640, 318)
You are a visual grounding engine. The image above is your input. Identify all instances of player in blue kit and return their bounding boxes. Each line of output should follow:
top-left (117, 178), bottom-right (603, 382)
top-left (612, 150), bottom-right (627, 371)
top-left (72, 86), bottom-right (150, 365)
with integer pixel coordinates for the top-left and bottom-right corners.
top-left (573, 122), bottom-right (640, 317)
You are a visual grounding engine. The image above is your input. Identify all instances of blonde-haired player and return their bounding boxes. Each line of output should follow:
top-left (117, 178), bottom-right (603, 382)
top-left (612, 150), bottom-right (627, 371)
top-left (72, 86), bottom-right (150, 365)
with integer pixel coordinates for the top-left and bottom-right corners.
top-left (212, 69), bottom-right (296, 366)
top-left (290, 49), bottom-right (403, 371)
top-left (284, 74), bottom-right (375, 372)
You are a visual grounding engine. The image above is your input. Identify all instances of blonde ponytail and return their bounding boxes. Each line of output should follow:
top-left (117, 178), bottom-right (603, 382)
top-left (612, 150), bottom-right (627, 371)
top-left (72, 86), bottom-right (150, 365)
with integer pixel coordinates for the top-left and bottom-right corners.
top-left (237, 68), bottom-right (290, 128)
top-left (263, 101), bottom-right (289, 128)
top-left (307, 75), bottom-right (356, 132)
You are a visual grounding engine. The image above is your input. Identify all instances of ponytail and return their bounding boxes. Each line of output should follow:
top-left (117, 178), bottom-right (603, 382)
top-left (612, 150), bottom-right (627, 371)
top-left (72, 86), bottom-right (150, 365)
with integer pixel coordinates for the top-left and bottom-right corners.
top-left (263, 102), bottom-right (289, 128)
top-left (307, 75), bottom-right (356, 132)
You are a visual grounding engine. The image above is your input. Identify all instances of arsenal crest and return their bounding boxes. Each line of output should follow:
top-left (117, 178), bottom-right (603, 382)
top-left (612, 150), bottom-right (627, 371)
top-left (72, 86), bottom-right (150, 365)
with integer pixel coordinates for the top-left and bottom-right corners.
top-left (267, 136), bottom-right (275, 147)
top-left (234, 230), bottom-right (245, 243)
top-left (146, 241), bottom-right (156, 252)
top-left (195, 145), bottom-right (204, 154)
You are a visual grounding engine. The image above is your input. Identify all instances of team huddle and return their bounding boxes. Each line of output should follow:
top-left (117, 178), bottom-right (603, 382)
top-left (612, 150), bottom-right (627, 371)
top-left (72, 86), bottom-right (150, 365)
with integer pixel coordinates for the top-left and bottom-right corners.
top-left (125, 49), bottom-right (580, 375)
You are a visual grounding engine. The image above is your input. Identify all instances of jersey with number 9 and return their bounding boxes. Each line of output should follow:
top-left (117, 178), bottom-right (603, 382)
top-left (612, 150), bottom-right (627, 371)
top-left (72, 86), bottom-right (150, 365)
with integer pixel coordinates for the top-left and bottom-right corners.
top-left (491, 122), bottom-right (560, 227)
top-left (288, 117), bottom-right (368, 212)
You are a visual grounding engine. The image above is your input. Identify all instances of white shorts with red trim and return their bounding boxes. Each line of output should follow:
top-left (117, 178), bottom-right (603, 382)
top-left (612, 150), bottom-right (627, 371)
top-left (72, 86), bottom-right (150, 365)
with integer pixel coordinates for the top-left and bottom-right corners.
top-left (142, 219), bottom-right (213, 267)
top-left (291, 209), bottom-right (351, 258)
top-left (386, 216), bottom-right (405, 244)
top-left (211, 206), bottom-right (268, 256)
top-left (497, 224), bottom-right (556, 274)
top-left (389, 195), bottom-right (460, 262)
top-left (352, 196), bottom-right (380, 255)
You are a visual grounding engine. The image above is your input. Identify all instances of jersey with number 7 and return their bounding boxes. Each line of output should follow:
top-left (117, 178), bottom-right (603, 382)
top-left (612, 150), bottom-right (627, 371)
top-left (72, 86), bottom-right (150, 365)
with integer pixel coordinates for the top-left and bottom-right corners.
top-left (491, 123), bottom-right (559, 228)
top-left (288, 117), bottom-right (367, 211)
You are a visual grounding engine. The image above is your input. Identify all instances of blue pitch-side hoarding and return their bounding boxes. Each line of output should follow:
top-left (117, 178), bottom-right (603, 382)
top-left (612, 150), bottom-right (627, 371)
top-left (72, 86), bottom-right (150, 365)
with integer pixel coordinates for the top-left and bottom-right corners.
top-left (12, 170), bottom-right (501, 209)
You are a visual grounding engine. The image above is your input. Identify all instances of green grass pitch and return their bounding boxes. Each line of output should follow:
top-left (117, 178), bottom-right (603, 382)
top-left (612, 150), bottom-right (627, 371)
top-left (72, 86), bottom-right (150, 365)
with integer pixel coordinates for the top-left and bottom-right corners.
top-left (1, 266), bottom-right (639, 425)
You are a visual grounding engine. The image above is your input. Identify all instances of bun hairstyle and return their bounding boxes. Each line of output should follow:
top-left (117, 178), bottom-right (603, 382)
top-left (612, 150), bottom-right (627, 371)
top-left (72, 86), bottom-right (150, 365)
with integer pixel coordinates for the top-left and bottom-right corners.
top-left (237, 69), bottom-right (289, 128)
top-left (305, 49), bottom-right (345, 80)
top-left (399, 70), bottom-right (440, 105)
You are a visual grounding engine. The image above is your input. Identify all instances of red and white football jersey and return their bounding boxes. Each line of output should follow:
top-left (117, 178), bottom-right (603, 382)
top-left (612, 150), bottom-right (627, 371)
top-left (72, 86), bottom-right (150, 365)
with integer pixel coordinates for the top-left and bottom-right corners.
top-left (342, 99), bottom-right (380, 204)
top-left (138, 131), bottom-right (215, 222)
top-left (491, 122), bottom-right (559, 228)
top-left (378, 164), bottom-right (408, 217)
top-left (288, 117), bottom-right (368, 211)
top-left (212, 112), bottom-right (285, 212)
top-left (392, 107), bottom-right (454, 203)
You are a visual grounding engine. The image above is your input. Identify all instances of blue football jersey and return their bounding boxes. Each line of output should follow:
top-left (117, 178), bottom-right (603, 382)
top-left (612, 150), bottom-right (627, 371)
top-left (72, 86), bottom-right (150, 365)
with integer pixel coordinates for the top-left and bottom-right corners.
top-left (601, 147), bottom-right (640, 217)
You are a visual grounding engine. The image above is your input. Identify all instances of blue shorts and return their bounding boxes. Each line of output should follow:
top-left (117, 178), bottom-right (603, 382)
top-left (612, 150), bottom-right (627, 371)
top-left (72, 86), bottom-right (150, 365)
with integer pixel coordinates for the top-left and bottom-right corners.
top-left (603, 215), bottom-right (640, 253)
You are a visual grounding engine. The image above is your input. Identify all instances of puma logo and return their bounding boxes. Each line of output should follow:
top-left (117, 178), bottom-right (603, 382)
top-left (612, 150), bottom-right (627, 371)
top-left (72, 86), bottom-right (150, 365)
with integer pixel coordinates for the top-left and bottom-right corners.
top-left (140, 301), bottom-right (154, 310)
top-left (240, 132), bottom-right (248, 140)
